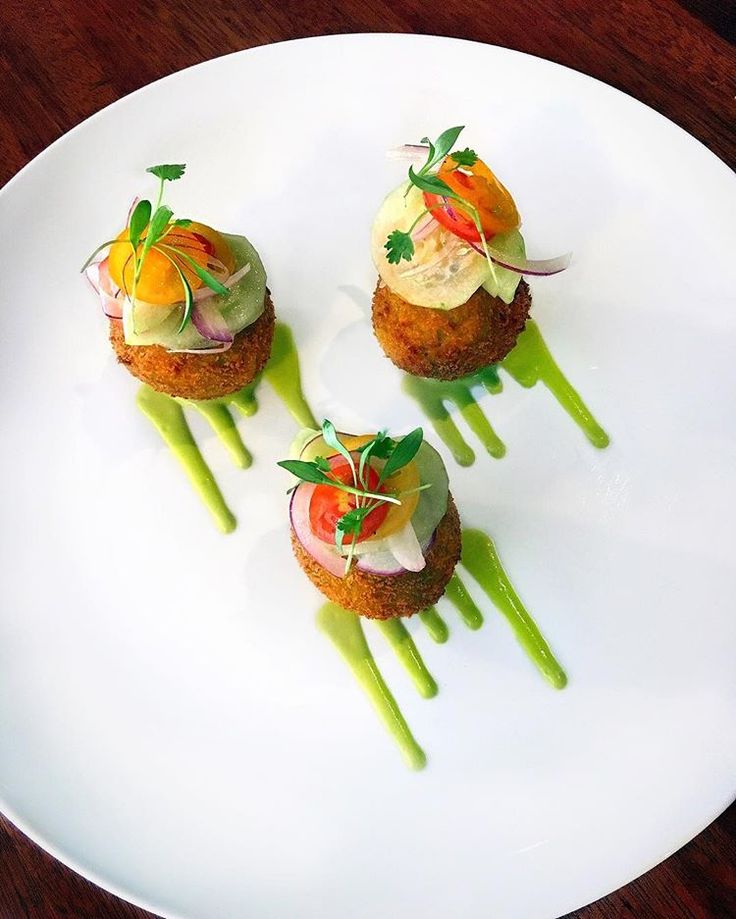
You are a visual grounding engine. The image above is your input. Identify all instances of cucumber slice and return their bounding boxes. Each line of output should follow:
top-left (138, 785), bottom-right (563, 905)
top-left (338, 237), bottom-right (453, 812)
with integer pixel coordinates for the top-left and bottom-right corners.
top-left (481, 229), bottom-right (525, 304)
top-left (123, 233), bottom-right (267, 350)
top-left (371, 182), bottom-right (490, 309)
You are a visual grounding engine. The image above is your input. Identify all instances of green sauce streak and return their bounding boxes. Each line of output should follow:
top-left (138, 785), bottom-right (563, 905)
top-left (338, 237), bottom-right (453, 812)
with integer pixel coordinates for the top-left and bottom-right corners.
top-left (375, 618), bottom-right (438, 699)
top-left (419, 606), bottom-right (449, 643)
top-left (460, 529), bottom-right (567, 689)
top-left (444, 573), bottom-right (483, 630)
top-left (317, 603), bottom-right (427, 770)
top-left (136, 322), bottom-right (317, 531)
top-left (188, 400), bottom-right (252, 469)
top-left (262, 323), bottom-right (318, 429)
top-left (500, 320), bottom-right (609, 448)
top-left (402, 320), bottom-right (609, 464)
top-left (136, 386), bottom-right (236, 533)
top-left (402, 367), bottom-right (505, 466)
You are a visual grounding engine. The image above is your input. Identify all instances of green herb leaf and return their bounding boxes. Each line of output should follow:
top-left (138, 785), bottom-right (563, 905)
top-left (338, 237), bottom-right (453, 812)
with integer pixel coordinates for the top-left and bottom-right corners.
top-left (172, 218), bottom-right (192, 227)
top-left (321, 420), bottom-right (356, 484)
top-left (128, 199), bottom-right (152, 249)
top-left (408, 167), bottom-right (459, 199)
top-left (380, 427), bottom-right (423, 483)
top-left (146, 164), bottom-right (186, 182)
top-left (159, 244), bottom-right (228, 295)
top-left (359, 431), bottom-right (396, 459)
top-left (385, 229), bottom-right (415, 265)
top-left (277, 459), bottom-right (332, 486)
top-left (420, 126), bottom-right (464, 172)
top-left (313, 455), bottom-right (331, 473)
top-left (450, 147), bottom-right (478, 167)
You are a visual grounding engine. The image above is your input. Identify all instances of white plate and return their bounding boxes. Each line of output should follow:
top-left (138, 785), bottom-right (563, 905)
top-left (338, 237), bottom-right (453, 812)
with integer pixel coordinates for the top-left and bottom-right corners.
top-left (1, 33), bottom-right (735, 919)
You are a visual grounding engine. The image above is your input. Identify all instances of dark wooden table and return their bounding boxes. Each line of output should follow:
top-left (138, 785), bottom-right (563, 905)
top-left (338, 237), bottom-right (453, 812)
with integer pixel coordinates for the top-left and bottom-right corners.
top-left (1, 1), bottom-right (735, 917)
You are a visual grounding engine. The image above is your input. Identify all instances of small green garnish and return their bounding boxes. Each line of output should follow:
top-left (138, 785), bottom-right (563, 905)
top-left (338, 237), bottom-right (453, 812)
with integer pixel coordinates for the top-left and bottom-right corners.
top-left (278, 420), bottom-right (428, 574)
top-left (146, 163), bottom-right (186, 182)
top-left (385, 229), bottom-right (415, 265)
top-left (386, 126), bottom-right (498, 284)
top-left (82, 163), bottom-right (227, 333)
top-left (450, 147), bottom-right (478, 167)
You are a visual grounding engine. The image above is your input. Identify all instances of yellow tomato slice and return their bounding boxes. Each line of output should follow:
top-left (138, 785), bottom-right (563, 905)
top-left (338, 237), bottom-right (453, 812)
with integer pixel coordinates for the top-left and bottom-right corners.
top-left (108, 221), bottom-right (234, 306)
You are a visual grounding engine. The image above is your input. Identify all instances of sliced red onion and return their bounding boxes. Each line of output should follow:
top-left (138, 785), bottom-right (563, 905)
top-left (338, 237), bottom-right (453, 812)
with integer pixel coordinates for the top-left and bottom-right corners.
top-left (468, 239), bottom-right (572, 276)
top-left (289, 483), bottom-right (346, 578)
top-left (412, 214), bottom-right (440, 242)
top-left (386, 144), bottom-right (429, 163)
top-left (126, 196), bottom-right (141, 226)
top-left (85, 258), bottom-right (125, 319)
top-left (193, 262), bottom-right (251, 303)
top-left (191, 298), bottom-right (233, 343)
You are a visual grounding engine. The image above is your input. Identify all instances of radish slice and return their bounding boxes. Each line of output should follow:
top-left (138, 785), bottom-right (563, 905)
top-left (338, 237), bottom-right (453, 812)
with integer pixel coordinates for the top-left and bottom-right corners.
top-left (357, 529), bottom-right (435, 576)
top-left (192, 298), bottom-right (234, 343)
top-left (289, 483), bottom-right (346, 578)
top-left (387, 523), bottom-right (426, 572)
top-left (468, 239), bottom-right (572, 276)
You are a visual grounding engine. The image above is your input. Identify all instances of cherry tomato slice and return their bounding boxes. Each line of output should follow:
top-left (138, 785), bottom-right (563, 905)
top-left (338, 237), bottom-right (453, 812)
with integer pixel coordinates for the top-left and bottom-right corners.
top-left (309, 458), bottom-right (389, 545)
top-left (423, 155), bottom-right (520, 244)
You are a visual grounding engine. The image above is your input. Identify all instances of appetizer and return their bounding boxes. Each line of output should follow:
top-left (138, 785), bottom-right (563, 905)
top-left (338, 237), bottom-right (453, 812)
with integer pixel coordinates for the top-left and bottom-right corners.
top-left (83, 164), bottom-right (272, 400)
top-left (371, 127), bottom-right (570, 380)
top-left (279, 422), bottom-right (460, 620)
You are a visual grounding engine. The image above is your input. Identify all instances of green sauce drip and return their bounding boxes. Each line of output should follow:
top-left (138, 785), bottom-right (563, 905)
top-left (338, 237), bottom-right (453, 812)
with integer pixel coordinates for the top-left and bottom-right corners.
top-left (444, 573), bottom-right (483, 630)
top-left (402, 367), bottom-right (505, 466)
top-left (136, 386), bottom-right (236, 533)
top-left (402, 320), bottom-right (609, 464)
top-left (136, 322), bottom-right (318, 532)
top-left (263, 323), bottom-right (318, 429)
top-left (500, 320), bottom-right (609, 448)
top-left (460, 529), bottom-right (567, 689)
top-left (317, 603), bottom-right (427, 770)
top-left (375, 618), bottom-right (438, 699)
top-left (419, 606), bottom-right (449, 643)
top-left (188, 400), bottom-right (252, 469)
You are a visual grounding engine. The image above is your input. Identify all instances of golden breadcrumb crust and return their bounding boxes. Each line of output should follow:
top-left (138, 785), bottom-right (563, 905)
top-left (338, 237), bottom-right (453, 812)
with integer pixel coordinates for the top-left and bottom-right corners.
top-left (292, 495), bottom-right (462, 620)
top-left (109, 294), bottom-right (275, 400)
top-left (372, 279), bottom-right (531, 380)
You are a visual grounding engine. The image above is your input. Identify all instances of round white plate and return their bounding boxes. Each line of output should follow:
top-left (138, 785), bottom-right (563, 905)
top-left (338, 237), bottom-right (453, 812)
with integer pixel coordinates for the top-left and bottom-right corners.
top-left (1, 33), bottom-right (735, 919)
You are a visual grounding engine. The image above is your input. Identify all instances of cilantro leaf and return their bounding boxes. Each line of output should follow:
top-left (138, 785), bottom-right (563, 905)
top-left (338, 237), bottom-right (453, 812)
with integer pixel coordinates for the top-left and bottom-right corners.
top-left (146, 164), bottom-right (186, 182)
top-left (450, 147), bottom-right (478, 167)
top-left (385, 229), bottom-right (415, 265)
top-left (313, 455), bottom-right (331, 473)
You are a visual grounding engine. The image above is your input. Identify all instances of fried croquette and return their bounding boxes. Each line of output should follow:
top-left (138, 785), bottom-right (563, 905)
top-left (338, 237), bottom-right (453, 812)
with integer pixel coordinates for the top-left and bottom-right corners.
top-left (372, 279), bottom-right (531, 380)
top-left (292, 495), bottom-right (462, 620)
top-left (110, 294), bottom-right (275, 401)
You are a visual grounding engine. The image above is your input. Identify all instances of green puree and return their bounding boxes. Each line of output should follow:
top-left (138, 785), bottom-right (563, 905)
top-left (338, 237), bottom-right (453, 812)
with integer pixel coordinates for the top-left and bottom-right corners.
top-left (402, 319), bottom-right (609, 465)
top-left (317, 603), bottom-right (428, 770)
top-left (460, 529), bottom-right (567, 689)
top-left (318, 529), bottom-right (567, 768)
top-left (136, 322), bottom-right (317, 531)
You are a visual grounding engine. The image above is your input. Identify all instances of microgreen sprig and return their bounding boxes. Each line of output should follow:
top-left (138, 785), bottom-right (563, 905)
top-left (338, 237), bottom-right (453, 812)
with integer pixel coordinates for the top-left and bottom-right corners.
top-left (81, 163), bottom-right (227, 332)
top-left (278, 420), bottom-right (428, 574)
top-left (385, 127), bottom-right (498, 283)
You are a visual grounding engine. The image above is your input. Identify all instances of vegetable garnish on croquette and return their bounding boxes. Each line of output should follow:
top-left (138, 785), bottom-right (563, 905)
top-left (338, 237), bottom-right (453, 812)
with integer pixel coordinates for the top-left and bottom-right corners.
top-left (82, 163), bottom-right (272, 400)
top-left (371, 127), bottom-right (571, 381)
top-left (279, 420), bottom-right (462, 618)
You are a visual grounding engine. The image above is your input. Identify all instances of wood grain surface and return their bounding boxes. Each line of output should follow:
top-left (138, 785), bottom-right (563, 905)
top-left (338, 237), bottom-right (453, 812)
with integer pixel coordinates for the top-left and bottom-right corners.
top-left (1, 1), bottom-right (735, 917)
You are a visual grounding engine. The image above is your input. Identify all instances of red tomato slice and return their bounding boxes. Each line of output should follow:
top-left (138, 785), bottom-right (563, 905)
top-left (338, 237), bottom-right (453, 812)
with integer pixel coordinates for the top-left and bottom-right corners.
top-left (423, 155), bottom-right (520, 244)
top-left (309, 457), bottom-right (389, 545)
